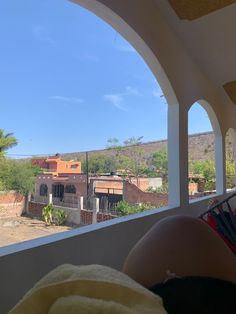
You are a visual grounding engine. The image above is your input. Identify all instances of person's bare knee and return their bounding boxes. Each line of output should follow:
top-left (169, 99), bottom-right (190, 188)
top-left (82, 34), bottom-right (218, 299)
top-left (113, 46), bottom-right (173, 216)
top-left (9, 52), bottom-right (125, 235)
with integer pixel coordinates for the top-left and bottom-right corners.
top-left (123, 215), bottom-right (236, 287)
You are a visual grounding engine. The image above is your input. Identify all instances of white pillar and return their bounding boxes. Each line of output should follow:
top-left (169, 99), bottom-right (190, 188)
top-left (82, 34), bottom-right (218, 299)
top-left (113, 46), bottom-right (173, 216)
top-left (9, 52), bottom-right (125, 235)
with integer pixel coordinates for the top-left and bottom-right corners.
top-left (79, 196), bottom-right (84, 210)
top-left (25, 193), bottom-right (31, 214)
top-left (74, 196), bottom-right (83, 225)
top-left (49, 193), bottom-right (53, 204)
top-left (92, 197), bottom-right (99, 224)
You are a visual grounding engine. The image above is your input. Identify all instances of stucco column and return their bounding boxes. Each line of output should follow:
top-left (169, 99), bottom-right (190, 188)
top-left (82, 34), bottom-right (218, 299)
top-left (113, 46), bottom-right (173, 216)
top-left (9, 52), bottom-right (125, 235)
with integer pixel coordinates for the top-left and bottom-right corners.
top-left (215, 134), bottom-right (225, 194)
top-left (168, 103), bottom-right (189, 208)
top-left (168, 103), bottom-right (186, 207)
top-left (92, 197), bottom-right (99, 224)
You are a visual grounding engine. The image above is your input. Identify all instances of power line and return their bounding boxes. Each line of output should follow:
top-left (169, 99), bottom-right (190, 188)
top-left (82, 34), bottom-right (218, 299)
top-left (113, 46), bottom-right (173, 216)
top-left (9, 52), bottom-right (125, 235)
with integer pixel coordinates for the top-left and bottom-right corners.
top-left (6, 153), bottom-right (54, 157)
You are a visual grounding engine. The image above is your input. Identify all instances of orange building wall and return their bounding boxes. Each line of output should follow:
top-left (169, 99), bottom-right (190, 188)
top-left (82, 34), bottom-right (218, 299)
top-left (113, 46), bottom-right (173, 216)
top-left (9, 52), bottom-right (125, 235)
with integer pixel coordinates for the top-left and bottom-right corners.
top-left (56, 160), bottom-right (81, 174)
top-left (32, 156), bottom-right (81, 175)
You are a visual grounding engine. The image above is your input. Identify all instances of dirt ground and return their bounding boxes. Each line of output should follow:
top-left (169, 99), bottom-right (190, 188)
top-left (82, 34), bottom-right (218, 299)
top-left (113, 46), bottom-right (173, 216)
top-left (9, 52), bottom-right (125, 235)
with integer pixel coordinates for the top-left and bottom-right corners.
top-left (0, 216), bottom-right (74, 247)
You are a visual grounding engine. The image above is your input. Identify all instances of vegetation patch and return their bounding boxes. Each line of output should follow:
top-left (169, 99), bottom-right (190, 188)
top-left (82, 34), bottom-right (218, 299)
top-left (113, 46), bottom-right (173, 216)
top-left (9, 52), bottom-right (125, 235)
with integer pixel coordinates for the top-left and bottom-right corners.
top-left (115, 201), bottom-right (163, 216)
top-left (42, 204), bottom-right (67, 226)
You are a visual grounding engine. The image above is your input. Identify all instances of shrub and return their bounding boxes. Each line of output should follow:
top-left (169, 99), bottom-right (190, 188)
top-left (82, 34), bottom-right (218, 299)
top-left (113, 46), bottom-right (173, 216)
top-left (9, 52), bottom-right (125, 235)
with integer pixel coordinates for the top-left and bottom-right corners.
top-left (42, 204), bottom-right (67, 226)
top-left (42, 204), bottom-right (54, 225)
top-left (146, 183), bottom-right (168, 194)
top-left (53, 208), bottom-right (67, 226)
top-left (115, 201), bottom-right (153, 216)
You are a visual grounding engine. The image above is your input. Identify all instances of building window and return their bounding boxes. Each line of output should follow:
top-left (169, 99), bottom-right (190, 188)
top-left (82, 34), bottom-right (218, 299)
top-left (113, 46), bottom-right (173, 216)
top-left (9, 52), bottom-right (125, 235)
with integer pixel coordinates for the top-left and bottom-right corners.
top-left (65, 184), bottom-right (76, 194)
top-left (40, 184), bottom-right (48, 196)
top-left (52, 184), bottom-right (64, 200)
top-left (71, 164), bottom-right (78, 169)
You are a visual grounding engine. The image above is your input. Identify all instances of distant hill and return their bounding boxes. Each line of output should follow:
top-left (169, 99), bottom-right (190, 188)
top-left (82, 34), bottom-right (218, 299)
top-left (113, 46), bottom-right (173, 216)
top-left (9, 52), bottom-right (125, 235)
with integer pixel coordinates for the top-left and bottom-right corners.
top-left (60, 131), bottom-right (216, 162)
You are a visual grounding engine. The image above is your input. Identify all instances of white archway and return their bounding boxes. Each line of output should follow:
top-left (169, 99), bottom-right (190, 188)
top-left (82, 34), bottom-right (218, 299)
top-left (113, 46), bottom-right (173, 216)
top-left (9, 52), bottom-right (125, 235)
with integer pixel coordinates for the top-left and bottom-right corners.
top-left (188, 100), bottom-right (223, 199)
top-left (71, 0), bottom-right (181, 207)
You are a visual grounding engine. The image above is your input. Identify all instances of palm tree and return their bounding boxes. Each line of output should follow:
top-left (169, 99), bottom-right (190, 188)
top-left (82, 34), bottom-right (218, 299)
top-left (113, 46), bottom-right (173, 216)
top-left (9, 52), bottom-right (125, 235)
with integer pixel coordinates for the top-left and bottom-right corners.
top-left (0, 129), bottom-right (18, 154)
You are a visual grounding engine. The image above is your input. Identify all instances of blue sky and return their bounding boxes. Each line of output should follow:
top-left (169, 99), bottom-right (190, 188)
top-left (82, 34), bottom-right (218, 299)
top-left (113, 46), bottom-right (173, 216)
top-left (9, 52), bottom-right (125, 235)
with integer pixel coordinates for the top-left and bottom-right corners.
top-left (0, 0), bottom-right (212, 157)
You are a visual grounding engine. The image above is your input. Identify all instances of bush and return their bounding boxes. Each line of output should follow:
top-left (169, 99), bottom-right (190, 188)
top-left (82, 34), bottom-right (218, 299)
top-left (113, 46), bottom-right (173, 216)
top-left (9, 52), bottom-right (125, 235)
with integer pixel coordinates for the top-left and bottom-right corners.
top-left (53, 208), bottom-right (67, 226)
top-left (146, 183), bottom-right (168, 194)
top-left (42, 204), bottom-right (54, 225)
top-left (115, 201), bottom-right (153, 216)
top-left (42, 204), bottom-right (67, 226)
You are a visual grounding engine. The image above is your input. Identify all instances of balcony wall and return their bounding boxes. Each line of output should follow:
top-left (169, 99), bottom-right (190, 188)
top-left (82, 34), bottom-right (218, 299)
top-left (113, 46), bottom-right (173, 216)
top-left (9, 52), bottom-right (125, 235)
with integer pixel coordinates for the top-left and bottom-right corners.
top-left (1, 192), bottom-right (234, 313)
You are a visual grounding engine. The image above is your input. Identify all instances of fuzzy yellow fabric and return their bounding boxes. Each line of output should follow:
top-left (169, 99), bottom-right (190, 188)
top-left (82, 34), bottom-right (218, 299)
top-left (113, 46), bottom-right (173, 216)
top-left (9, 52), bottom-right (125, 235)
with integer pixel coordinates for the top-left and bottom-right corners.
top-left (10, 264), bottom-right (167, 314)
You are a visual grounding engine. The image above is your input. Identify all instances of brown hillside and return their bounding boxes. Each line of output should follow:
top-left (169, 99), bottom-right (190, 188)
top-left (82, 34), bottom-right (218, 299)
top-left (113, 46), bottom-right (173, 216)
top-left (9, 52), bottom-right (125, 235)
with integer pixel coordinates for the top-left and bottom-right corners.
top-left (61, 131), bottom-right (216, 162)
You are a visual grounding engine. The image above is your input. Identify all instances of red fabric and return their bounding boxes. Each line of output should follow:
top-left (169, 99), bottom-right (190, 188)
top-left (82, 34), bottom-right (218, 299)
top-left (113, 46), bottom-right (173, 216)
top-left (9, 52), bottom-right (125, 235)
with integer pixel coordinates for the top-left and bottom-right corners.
top-left (200, 212), bottom-right (236, 256)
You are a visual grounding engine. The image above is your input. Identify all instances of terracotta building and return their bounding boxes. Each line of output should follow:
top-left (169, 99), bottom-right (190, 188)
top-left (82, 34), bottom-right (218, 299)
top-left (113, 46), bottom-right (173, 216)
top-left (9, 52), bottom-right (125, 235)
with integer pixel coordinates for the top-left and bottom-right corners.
top-left (32, 154), bottom-right (81, 175)
top-left (32, 155), bottom-right (83, 204)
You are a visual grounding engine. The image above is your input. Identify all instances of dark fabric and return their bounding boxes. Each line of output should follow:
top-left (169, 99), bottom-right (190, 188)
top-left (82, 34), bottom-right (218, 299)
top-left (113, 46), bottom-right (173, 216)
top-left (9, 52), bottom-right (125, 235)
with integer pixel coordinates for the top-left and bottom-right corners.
top-left (150, 276), bottom-right (236, 314)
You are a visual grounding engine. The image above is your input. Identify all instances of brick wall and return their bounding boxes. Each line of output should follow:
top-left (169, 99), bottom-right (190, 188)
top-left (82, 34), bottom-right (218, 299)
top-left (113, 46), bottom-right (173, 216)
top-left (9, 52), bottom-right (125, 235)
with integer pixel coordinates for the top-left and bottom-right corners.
top-left (0, 191), bottom-right (24, 204)
top-left (130, 177), bottom-right (162, 191)
top-left (28, 202), bottom-right (115, 225)
top-left (0, 191), bottom-right (25, 218)
top-left (123, 182), bottom-right (168, 206)
top-left (80, 210), bottom-right (93, 225)
top-left (80, 211), bottom-right (115, 224)
top-left (28, 202), bottom-right (45, 217)
top-left (97, 212), bottom-right (115, 223)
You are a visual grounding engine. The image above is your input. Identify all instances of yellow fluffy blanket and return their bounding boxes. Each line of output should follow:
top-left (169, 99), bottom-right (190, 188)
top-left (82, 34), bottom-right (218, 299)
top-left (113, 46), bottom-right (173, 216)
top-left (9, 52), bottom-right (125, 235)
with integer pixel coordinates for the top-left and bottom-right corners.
top-left (10, 264), bottom-right (167, 314)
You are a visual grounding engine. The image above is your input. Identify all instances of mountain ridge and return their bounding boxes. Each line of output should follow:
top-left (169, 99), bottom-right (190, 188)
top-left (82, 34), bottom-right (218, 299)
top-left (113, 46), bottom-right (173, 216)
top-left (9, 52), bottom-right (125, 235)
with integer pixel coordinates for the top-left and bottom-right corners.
top-left (61, 131), bottom-right (215, 162)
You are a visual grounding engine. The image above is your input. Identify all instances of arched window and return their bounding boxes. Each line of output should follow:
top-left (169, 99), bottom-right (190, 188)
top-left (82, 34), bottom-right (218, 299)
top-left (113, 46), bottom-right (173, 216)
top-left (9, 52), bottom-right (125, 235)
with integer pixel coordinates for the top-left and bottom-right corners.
top-left (225, 129), bottom-right (236, 191)
top-left (188, 102), bottom-right (217, 200)
top-left (65, 184), bottom-right (76, 194)
top-left (39, 184), bottom-right (48, 197)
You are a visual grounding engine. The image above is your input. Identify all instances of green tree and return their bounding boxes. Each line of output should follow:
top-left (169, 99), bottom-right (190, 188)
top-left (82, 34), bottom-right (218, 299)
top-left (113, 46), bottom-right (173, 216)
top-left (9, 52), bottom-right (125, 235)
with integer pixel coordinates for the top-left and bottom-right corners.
top-left (0, 158), bottom-right (40, 195)
top-left (81, 154), bottom-right (116, 174)
top-left (107, 136), bottom-right (147, 177)
top-left (107, 137), bottom-right (120, 149)
top-left (226, 159), bottom-right (235, 189)
top-left (0, 129), bottom-right (17, 156)
top-left (225, 131), bottom-right (236, 189)
top-left (151, 148), bottom-right (168, 182)
top-left (190, 160), bottom-right (216, 191)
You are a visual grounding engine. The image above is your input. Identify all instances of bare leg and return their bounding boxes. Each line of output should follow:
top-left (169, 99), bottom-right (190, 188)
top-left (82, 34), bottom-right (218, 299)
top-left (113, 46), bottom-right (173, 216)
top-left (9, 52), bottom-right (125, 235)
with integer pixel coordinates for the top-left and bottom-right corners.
top-left (123, 215), bottom-right (236, 288)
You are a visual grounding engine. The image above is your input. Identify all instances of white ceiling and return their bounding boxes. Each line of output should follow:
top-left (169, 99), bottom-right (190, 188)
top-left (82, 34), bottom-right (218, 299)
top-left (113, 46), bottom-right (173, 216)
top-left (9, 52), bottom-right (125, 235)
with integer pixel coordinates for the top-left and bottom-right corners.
top-left (155, 1), bottom-right (236, 88)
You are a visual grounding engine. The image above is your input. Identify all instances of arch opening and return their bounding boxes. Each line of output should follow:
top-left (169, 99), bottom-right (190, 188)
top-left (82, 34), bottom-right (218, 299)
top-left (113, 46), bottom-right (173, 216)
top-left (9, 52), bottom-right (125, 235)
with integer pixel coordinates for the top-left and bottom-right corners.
top-left (188, 101), bottom-right (222, 201)
top-left (225, 128), bottom-right (236, 192)
top-left (71, 0), bottom-right (180, 207)
top-left (0, 0), bottom-right (181, 247)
